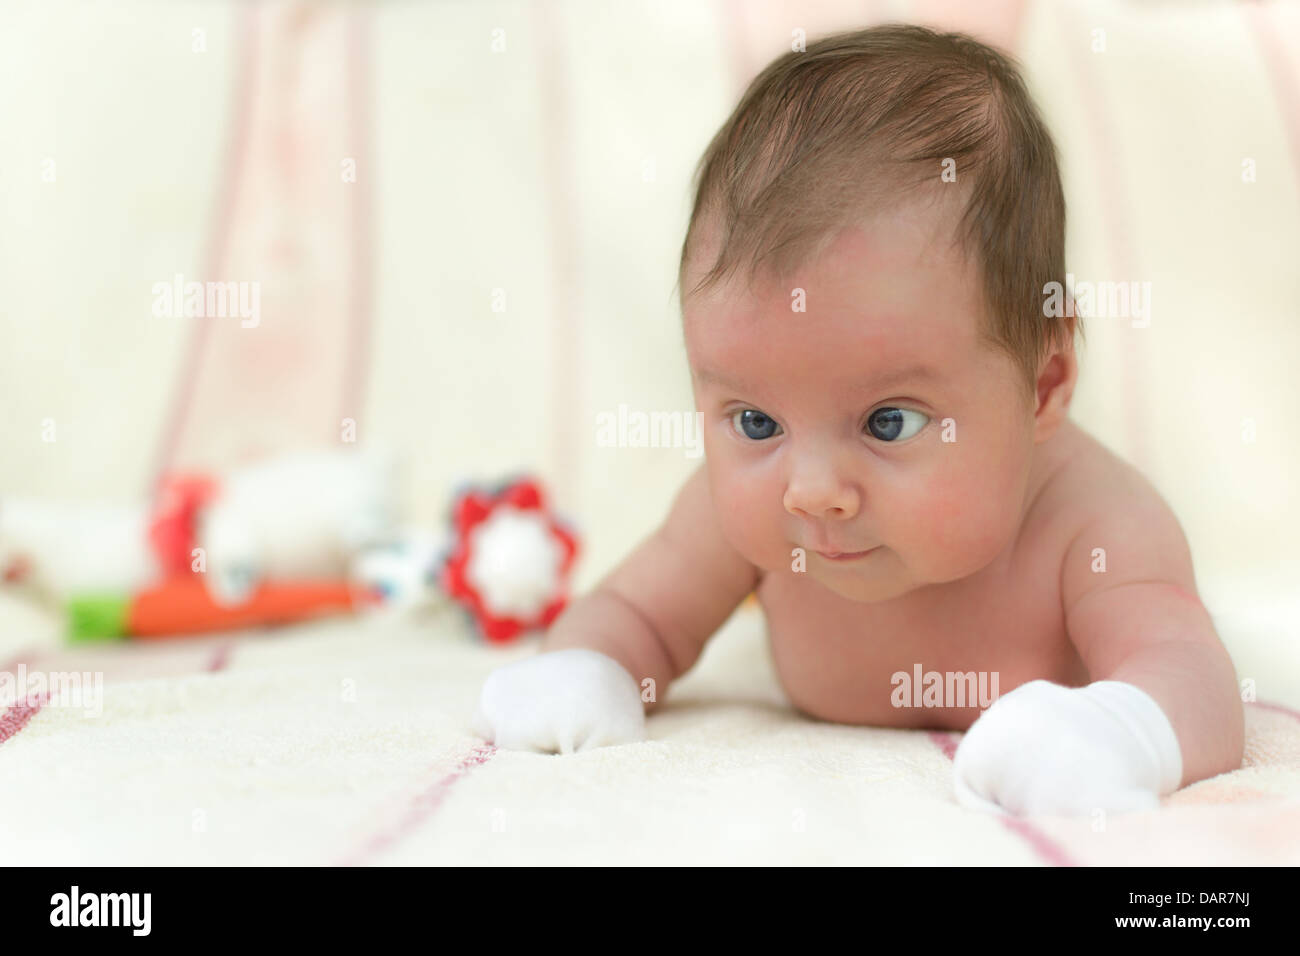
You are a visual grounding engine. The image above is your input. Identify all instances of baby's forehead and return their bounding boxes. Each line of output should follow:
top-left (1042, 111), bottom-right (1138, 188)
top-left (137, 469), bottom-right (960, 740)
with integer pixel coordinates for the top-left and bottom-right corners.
top-left (686, 231), bottom-right (982, 347)
top-left (685, 198), bottom-right (978, 305)
top-left (684, 298), bottom-right (981, 404)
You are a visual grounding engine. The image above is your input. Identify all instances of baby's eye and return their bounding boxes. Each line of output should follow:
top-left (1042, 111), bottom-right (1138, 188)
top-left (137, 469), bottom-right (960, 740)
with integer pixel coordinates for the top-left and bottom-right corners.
top-left (866, 407), bottom-right (928, 442)
top-left (731, 408), bottom-right (783, 441)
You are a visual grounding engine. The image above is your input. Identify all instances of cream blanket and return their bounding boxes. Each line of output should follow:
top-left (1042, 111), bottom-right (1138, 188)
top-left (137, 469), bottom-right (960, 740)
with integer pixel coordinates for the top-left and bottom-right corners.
top-left (1, 601), bottom-right (1297, 866)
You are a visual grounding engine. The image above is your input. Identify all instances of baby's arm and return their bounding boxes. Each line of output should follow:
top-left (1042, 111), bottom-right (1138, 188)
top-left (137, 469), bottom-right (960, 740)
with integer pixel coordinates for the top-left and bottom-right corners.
top-left (473, 465), bottom-right (759, 752)
top-left (954, 500), bottom-right (1243, 816)
top-left (541, 463), bottom-right (760, 711)
top-left (1058, 515), bottom-right (1244, 788)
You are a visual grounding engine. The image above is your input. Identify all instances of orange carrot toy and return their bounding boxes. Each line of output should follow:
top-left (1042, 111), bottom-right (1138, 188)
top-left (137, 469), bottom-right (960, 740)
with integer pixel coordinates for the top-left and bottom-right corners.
top-left (66, 577), bottom-right (382, 642)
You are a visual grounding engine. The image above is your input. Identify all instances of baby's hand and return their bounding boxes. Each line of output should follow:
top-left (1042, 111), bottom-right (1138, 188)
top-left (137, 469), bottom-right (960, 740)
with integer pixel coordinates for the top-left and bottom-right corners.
top-left (472, 649), bottom-right (646, 754)
top-left (952, 680), bottom-right (1183, 817)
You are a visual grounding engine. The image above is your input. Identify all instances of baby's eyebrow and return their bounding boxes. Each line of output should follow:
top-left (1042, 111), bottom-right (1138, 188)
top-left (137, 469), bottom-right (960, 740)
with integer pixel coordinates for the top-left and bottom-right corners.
top-left (692, 362), bottom-right (943, 392)
top-left (867, 363), bottom-right (945, 389)
top-left (691, 366), bottom-right (749, 391)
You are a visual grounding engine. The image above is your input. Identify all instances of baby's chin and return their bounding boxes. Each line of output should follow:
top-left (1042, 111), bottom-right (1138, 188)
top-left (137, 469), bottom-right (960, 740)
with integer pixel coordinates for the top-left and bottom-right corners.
top-left (805, 556), bottom-right (919, 603)
top-left (800, 546), bottom-right (996, 604)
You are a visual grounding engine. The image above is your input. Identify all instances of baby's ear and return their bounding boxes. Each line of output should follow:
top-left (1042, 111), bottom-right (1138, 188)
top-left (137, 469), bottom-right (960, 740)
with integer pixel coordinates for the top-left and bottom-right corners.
top-left (1032, 335), bottom-right (1078, 442)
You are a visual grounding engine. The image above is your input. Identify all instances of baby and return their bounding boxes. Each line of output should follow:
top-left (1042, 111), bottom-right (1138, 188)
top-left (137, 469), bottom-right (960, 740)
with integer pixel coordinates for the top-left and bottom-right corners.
top-left (473, 24), bottom-right (1244, 816)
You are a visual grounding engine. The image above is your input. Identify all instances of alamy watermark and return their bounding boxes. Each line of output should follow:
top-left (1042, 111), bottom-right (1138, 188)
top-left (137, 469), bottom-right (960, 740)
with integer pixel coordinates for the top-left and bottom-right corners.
top-left (0, 664), bottom-right (103, 717)
top-left (50, 886), bottom-right (150, 936)
top-left (891, 664), bottom-right (1000, 710)
top-left (1043, 275), bottom-right (1152, 328)
top-left (151, 273), bottom-right (260, 328)
top-left (595, 405), bottom-right (703, 458)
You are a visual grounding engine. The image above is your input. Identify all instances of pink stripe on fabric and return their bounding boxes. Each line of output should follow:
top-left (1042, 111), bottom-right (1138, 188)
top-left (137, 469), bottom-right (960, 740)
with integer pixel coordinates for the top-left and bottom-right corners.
top-left (906, 0), bottom-right (1030, 51)
top-left (1249, 699), bottom-right (1300, 724)
top-left (1241, 0), bottom-right (1300, 200)
top-left (1057, 6), bottom-right (1149, 471)
top-left (1, 650), bottom-right (36, 676)
top-left (206, 640), bottom-right (236, 673)
top-left (0, 695), bottom-right (49, 747)
top-left (338, 5), bottom-right (376, 430)
top-left (719, 0), bottom-right (891, 90)
top-left (931, 729), bottom-right (1080, 866)
top-left (150, 4), bottom-right (258, 493)
top-left (721, 0), bottom-right (754, 89)
top-left (998, 814), bottom-right (1078, 867)
top-left (532, 2), bottom-right (581, 514)
top-left (927, 729), bottom-right (959, 760)
top-left (339, 744), bottom-right (497, 866)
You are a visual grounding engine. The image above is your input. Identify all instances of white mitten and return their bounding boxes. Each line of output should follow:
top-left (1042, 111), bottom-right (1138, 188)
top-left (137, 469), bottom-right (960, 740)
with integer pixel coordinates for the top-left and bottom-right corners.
top-left (952, 679), bottom-right (1183, 817)
top-left (473, 650), bottom-right (644, 754)
top-left (472, 649), bottom-right (647, 754)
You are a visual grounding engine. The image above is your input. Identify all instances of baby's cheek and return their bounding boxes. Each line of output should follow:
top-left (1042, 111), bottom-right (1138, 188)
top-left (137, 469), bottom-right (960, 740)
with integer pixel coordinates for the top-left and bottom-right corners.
top-left (708, 466), bottom-right (785, 570)
top-left (897, 463), bottom-right (1018, 578)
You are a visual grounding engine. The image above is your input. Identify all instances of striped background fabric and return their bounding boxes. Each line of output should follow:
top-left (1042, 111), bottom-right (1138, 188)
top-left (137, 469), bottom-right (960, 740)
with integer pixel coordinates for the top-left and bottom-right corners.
top-left (2, 0), bottom-right (1297, 588)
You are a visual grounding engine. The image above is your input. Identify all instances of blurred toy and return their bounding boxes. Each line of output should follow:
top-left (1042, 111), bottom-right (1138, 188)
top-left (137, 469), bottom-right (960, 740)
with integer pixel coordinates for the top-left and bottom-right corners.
top-left (3, 454), bottom-right (579, 645)
top-left (349, 527), bottom-right (449, 611)
top-left (148, 474), bottom-right (220, 578)
top-left (66, 578), bottom-right (382, 642)
top-left (198, 446), bottom-right (401, 605)
top-left (0, 446), bottom-right (399, 609)
top-left (0, 498), bottom-right (161, 600)
top-left (442, 476), bottom-right (579, 643)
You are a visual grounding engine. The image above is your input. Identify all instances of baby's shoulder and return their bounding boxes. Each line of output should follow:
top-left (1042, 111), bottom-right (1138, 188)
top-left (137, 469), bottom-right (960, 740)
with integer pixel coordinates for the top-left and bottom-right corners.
top-left (1037, 421), bottom-right (1198, 602)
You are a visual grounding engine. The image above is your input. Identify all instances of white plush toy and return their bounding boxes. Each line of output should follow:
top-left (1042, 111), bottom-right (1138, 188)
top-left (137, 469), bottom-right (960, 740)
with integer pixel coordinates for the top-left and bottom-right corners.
top-left (349, 526), bottom-right (449, 612)
top-left (1, 446), bottom-right (404, 609)
top-left (199, 445), bottom-right (402, 605)
top-left (0, 498), bottom-right (160, 600)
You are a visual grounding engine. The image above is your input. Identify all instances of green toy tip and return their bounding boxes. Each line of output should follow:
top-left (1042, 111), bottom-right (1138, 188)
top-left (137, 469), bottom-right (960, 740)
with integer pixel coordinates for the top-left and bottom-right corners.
top-left (65, 594), bottom-right (130, 642)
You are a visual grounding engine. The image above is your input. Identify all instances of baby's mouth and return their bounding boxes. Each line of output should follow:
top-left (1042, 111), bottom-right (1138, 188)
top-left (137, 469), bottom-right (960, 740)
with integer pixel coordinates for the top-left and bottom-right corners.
top-left (815, 547), bottom-right (879, 562)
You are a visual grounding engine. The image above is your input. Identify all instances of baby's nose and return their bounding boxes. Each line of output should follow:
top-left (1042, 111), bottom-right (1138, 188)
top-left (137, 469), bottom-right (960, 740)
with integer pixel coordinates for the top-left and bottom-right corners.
top-left (783, 460), bottom-right (860, 520)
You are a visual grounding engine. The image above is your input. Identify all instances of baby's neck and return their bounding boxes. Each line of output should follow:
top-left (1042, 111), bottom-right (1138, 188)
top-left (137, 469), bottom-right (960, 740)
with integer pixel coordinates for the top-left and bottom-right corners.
top-left (1021, 415), bottom-right (1081, 521)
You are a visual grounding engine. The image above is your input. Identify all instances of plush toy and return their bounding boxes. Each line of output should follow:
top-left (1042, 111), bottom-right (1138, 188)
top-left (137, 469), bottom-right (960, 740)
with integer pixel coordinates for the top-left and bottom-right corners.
top-left (0, 498), bottom-right (161, 600)
top-left (198, 446), bottom-right (401, 605)
top-left (441, 476), bottom-right (579, 643)
top-left (348, 527), bottom-right (449, 611)
top-left (66, 578), bottom-right (383, 642)
top-left (3, 454), bottom-right (578, 644)
top-left (0, 446), bottom-right (400, 607)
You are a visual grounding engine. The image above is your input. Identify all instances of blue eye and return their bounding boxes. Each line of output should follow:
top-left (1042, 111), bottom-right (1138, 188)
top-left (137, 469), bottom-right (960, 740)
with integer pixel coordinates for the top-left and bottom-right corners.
top-left (731, 409), bottom-right (782, 440)
top-left (866, 407), bottom-right (928, 441)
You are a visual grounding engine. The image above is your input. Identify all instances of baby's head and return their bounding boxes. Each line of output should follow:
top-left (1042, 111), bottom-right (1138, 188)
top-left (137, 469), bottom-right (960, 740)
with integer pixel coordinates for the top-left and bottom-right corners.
top-left (679, 24), bottom-right (1080, 602)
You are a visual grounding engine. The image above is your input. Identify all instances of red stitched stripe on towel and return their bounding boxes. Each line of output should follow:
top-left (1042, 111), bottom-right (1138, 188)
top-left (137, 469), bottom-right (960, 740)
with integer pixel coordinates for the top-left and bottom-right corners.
top-left (0, 695), bottom-right (49, 747)
top-left (206, 640), bottom-right (236, 673)
top-left (338, 744), bottom-right (497, 866)
top-left (997, 815), bottom-right (1078, 868)
top-left (1, 651), bottom-right (47, 746)
top-left (927, 730), bottom-right (959, 760)
top-left (929, 730), bottom-right (1079, 867)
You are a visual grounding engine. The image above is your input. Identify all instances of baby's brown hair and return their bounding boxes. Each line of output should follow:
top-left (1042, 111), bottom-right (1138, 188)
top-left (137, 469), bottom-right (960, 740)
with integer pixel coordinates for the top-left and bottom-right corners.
top-left (679, 23), bottom-right (1079, 401)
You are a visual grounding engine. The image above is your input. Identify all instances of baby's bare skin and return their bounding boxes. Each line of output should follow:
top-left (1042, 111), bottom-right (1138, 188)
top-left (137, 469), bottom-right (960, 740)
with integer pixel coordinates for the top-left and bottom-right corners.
top-left (544, 199), bottom-right (1243, 791)
top-left (759, 417), bottom-right (1089, 733)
